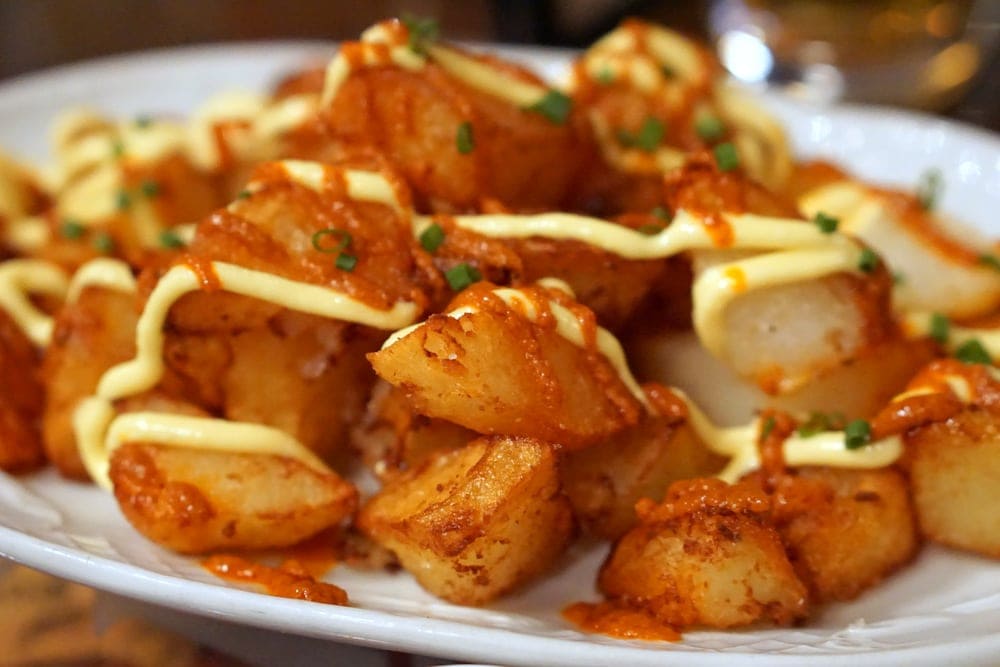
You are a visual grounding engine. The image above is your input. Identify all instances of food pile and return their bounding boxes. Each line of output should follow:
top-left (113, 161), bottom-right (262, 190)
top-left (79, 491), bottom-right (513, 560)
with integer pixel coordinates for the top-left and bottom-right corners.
top-left (1, 17), bottom-right (998, 639)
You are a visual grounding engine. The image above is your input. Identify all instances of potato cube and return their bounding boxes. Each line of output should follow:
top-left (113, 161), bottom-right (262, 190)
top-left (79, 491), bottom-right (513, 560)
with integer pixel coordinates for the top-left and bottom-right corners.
top-left (562, 419), bottom-right (725, 539)
top-left (599, 478), bottom-right (808, 629)
top-left (368, 307), bottom-right (643, 449)
top-left (358, 435), bottom-right (574, 605)
top-left (109, 443), bottom-right (358, 554)
top-left (768, 467), bottom-right (918, 601)
top-left (906, 408), bottom-right (1000, 557)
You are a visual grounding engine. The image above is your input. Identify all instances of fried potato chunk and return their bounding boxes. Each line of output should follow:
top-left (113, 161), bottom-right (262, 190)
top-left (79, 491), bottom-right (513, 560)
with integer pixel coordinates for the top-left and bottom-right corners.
top-left (599, 478), bottom-right (808, 629)
top-left (351, 379), bottom-right (474, 480)
top-left (368, 283), bottom-right (644, 449)
top-left (0, 310), bottom-right (44, 471)
top-left (766, 467), bottom-right (918, 602)
top-left (906, 407), bottom-right (1000, 557)
top-left (562, 408), bottom-right (725, 539)
top-left (300, 27), bottom-right (579, 212)
top-left (629, 329), bottom-right (935, 425)
top-left (42, 286), bottom-right (138, 478)
top-left (109, 443), bottom-right (357, 554)
top-left (357, 435), bottom-right (574, 605)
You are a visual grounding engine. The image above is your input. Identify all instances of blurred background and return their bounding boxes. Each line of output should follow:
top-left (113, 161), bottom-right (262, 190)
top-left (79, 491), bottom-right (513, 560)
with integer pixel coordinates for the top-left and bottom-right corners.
top-left (1, 0), bottom-right (997, 129)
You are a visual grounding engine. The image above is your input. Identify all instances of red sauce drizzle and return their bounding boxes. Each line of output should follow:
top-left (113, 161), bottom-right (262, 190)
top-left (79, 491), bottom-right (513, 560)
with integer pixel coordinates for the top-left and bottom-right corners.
top-left (563, 600), bottom-right (681, 642)
top-left (203, 554), bottom-right (347, 605)
top-left (181, 253), bottom-right (221, 291)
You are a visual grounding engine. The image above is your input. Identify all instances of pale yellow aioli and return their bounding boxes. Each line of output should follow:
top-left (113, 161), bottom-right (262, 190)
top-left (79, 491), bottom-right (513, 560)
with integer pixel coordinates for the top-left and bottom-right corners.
top-left (321, 21), bottom-right (550, 108)
top-left (381, 279), bottom-right (903, 480)
top-left (0, 259), bottom-right (69, 346)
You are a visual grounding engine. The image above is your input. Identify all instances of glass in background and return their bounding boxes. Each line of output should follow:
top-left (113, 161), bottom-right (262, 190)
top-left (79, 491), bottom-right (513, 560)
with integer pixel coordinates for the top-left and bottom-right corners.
top-left (709, 0), bottom-right (998, 109)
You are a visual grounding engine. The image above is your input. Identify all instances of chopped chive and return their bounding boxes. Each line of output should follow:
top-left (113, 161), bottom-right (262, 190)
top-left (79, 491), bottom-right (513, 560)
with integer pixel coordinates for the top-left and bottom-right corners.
top-left (401, 13), bottom-right (439, 55)
top-left (525, 90), bottom-right (572, 125)
top-left (796, 411), bottom-right (847, 438)
top-left (60, 219), bottom-right (85, 240)
top-left (660, 64), bottom-right (676, 79)
top-left (979, 254), bottom-right (1000, 272)
top-left (236, 189), bottom-right (252, 200)
top-left (111, 139), bottom-right (124, 158)
top-left (140, 179), bottom-right (160, 198)
top-left (892, 271), bottom-right (906, 285)
top-left (617, 116), bottom-right (665, 152)
top-left (311, 228), bottom-right (352, 254)
top-left (695, 114), bottom-right (725, 142)
top-left (92, 232), bottom-right (115, 254)
top-left (419, 223), bottom-right (446, 252)
top-left (713, 142), bottom-right (739, 171)
top-left (335, 253), bottom-right (358, 272)
top-left (651, 206), bottom-right (671, 222)
top-left (929, 313), bottom-right (950, 344)
top-left (844, 419), bottom-right (872, 450)
top-left (917, 168), bottom-right (943, 211)
top-left (115, 190), bottom-right (131, 211)
top-left (634, 117), bottom-right (665, 152)
top-left (445, 263), bottom-right (481, 291)
top-left (596, 67), bottom-right (615, 84)
top-left (858, 248), bottom-right (880, 273)
top-left (456, 121), bottom-right (475, 155)
top-left (759, 415), bottom-right (776, 442)
top-left (637, 224), bottom-right (666, 235)
top-left (158, 229), bottom-right (185, 249)
top-left (812, 211), bottom-right (839, 234)
top-left (135, 115), bottom-right (153, 128)
top-left (955, 339), bottom-right (992, 365)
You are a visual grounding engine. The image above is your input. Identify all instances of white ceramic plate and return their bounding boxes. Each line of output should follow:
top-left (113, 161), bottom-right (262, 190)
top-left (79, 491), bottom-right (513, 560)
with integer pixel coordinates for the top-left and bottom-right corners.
top-left (1, 43), bottom-right (999, 667)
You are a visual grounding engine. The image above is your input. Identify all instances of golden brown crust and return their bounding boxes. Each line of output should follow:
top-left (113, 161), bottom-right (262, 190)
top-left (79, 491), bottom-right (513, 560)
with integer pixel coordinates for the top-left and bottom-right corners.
top-left (110, 443), bottom-right (358, 554)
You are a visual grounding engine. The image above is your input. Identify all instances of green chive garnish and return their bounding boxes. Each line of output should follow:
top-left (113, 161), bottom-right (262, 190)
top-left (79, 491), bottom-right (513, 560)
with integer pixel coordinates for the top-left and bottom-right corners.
top-left (236, 189), bottom-right (252, 200)
top-left (159, 229), bottom-right (185, 249)
top-left (115, 190), bottom-right (131, 211)
top-left (92, 232), bottom-right (115, 254)
top-left (892, 271), bottom-right (906, 285)
top-left (917, 168), bottom-right (943, 210)
top-left (812, 212), bottom-right (839, 234)
top-left (445, 263), bottom-right (481, 291)
top-left (858, 248), bottom-right (880, 273)
top-left (135, 115), bottom-right (153, 128)
top-left (637, 224), bottom-right (666, 235)
top-left (929, 313), bottom-right (950, 344)
top-left (140, 179), bottom-right (160, 198)
top-left (311, 228), bottom-right (352, 254)
top-left (844, 419), bottom-right (872, 450)
top-left (796, 411), bottom-right (847, 438)
top-left (456, 121), bottom-right (475, 155)
top-left (526, 90), bottom-right (572, 125)
top-left (419, 223), bottom-right (445, 252)
top-left (759, 415), bottom-right (776, 442)
top-left (955, 339), bottom-right (992, 365)
top-left (60, 219), bottom-right (85, 240)
top-left (695, 114), bottom-right (725, 142)
top-left (401, 13), bottom-right (439, 55)
top-left (335, 253), bottom-right (358, 272)
top-left (713, 142), bottom-right (739, 171)
top-left (111, 139), bottom-right (125, 158)
top-left (634, 117), bottom-right (665, 152)
top-left (979, 254), bottom-right (1000, 272)
top-left (651, 206), bottom-right (671, 221)
top-left (596, 67), bottom-right (615, 84)
top-left (661, 64), bottom-right (676, 79)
